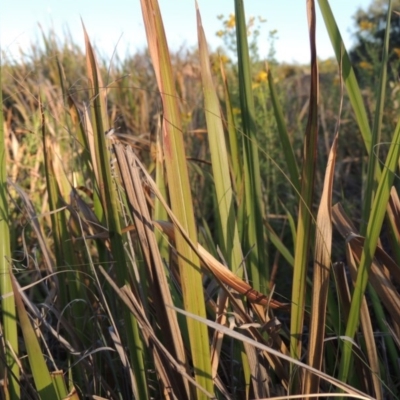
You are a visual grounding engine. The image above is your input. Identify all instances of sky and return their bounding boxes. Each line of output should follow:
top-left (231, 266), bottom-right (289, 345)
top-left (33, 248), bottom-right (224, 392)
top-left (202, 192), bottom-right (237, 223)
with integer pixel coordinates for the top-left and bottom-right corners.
top-left (0, 0), bottom-right (372, 65)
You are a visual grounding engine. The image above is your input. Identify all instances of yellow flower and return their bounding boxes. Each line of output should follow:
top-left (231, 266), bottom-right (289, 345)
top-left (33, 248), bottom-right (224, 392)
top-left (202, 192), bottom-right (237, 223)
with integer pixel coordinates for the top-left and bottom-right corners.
top-left (219, 54), bottom-right (230, 64)
top-left (226, 14), bottom-right (235, 29)
top-left (255, 70), bottom-right (268, 83)
top-left (359, 19), bottom-right (374, 31)
top-left (232, 107), bottom-right (241, 115)
top-left (359, 61), bottom-right (373, 70)
top-left (393, 48), bottom-right (400, 58)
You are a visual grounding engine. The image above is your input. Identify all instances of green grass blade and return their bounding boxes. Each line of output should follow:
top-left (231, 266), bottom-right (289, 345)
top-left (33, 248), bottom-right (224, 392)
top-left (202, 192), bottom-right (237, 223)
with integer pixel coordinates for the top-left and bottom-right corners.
top-left (361, 0), bottom-right (392, 233)
top-left (0, 59), bottom-right (20, 400)
top-left (40, 101), bottom-right (69, 304)
top-left (197, 5), bottom-right (243, 275)
top-left (338, 104), bottom-right (400, 387)
top-left (154, 120), bottom-right (170, 260)
top-left (140, 1), bottom-right (213, 396)
top-left (10, 274), bottom-right (60, 399)
top-left (40, 101), bottom-right (90, 366)
top-left (51, 371), bottom-right (71, 399)
top-left (290, 0), bottom-right (319, 383)
top-left (265, 221), bottom-right (294, 267)
top-left (234, 0), bottom-right (268, 292)
top-left (267, 65), bottom-right (300, 194)
top-left (317, 0), bottom-right (372, 151)
top-left (220, 61), bottom-right (243, 200)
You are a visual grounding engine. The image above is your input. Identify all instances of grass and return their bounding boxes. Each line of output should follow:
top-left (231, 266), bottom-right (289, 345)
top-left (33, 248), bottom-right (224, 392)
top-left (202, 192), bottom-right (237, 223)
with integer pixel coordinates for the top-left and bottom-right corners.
top-left (1, 0), bottom-right (400, 398)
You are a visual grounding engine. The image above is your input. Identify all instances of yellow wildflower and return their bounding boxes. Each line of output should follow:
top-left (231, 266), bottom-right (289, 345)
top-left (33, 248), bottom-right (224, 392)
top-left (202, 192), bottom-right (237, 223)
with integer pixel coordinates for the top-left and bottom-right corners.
top-left (232, 107), bottom-right (241, 115)
top-left (359, 61), bottom-right (373, 70)
top-left (393, 48), bottom-right (400, 58)
top-left (255, 70), bottom-right (268, 83)
top-left (219, 54), bottom-right (230, 64)
top-left (359, 20), bottom-right (374, 31)
top-left (226, 14), bottom-right (235, 29)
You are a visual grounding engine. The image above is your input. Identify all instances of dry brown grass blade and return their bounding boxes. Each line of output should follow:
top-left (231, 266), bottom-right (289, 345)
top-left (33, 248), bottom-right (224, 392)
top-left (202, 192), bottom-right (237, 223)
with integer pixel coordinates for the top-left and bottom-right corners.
top-left (111, 139), bottom-right (190, 398)
top-left (81, 103), bottom-right (100, 184)
top-left (304, 129), bottom-right (338, 395)
top-left (387, 187), bottom-right (400, 258)
top-left (210, 290), bottom-right (229, 380)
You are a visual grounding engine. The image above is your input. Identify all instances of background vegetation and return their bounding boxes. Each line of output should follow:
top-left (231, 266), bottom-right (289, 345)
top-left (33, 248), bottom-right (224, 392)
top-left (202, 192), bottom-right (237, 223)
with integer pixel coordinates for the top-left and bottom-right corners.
top-left (1, 0), bottom-right (400, 398)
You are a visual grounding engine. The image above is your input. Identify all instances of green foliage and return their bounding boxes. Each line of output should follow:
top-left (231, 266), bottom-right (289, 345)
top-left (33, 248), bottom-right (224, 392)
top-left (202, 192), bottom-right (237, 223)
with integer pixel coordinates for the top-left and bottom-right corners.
top-left (350, 0), bottom-right (400, 86)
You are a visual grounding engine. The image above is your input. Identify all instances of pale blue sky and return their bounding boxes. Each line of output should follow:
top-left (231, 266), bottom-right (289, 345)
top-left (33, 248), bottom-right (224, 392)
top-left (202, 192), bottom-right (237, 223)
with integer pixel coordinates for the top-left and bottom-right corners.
top-left (1, 1), bottom-right (372, 64)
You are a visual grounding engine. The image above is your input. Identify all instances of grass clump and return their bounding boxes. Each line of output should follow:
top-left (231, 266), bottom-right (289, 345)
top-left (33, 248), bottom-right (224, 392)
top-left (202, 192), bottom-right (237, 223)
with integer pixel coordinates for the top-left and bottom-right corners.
top-left (1, 0), bottom-right (400, 399)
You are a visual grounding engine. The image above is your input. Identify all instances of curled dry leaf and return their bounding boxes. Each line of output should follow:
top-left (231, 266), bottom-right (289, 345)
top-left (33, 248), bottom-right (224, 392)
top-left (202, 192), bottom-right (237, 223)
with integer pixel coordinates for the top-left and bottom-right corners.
top-left (123, 220), bottom-right (290, 311)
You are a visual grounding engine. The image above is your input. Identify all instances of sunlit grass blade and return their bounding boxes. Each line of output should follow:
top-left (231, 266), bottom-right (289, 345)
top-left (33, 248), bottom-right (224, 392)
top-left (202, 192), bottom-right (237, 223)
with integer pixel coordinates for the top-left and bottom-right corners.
top-left (317, 0), bottom-right (372, 152)
top-left (265, 221), bottom-right (294, 267)
top-left (234, 0), bottom-right (268, 292)
top-left (82, 26), bottom-right (149, 398)
top-left (290, 0), bottom-right (319, 378)
top-left (387, 188), bottom-right (400, 265)
top-left (197, 10), bottom-right (254, 391)
top-left (51, 371), bottom-right (74, 399)
top-left (67, 94), bottom-right (93, 178)
top-left (139, 0), bottom-right (213, 396)
top-left (304, 130), bottom-right (338, 395)
top-left (153, 118), bottom-right (170, 260)
top-left (0, 59), bottom-right (20, 400)
top-left (153, 122), bottom-right (188, 342)
top-left (196, 4), bottom-right (243, 275)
